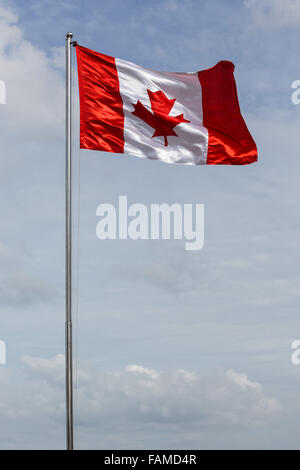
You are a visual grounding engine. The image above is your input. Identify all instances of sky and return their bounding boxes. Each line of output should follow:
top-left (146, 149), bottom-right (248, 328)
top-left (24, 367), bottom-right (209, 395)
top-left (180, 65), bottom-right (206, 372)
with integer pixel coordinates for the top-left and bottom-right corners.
top-left (1, 0), bottom-right (300, 450)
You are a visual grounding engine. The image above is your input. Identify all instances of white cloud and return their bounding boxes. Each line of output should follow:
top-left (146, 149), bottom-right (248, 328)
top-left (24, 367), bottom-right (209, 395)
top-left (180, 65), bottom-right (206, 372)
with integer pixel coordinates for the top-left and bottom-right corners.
top-left (0, 355), bottom-right (281, 448)
top-left (21, 354), bottom-right (65, 384)
top-left (0, 272), bottom-right (59, 307)
top-left (0, 3), bottom-right (64, 307)
top-left (22, 354), bottom-right (89, 385)
top-left (0, 2), bottom-right (64, 144)
top-left (126, 364), bottom-right (159, 380)
top-left (244, 0), bottom-right (300, 27)
top-left (0, 4), bottom-right (17, 23)
top-left (227, 369), bottom-right (262, 390)
top-left (0, 240), bottom-right (59, 307)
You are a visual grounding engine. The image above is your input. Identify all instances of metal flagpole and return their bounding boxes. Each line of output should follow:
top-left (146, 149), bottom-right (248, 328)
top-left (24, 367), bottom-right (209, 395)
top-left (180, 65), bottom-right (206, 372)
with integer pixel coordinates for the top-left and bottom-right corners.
top-left (65, 31), bottom-right (74, 451)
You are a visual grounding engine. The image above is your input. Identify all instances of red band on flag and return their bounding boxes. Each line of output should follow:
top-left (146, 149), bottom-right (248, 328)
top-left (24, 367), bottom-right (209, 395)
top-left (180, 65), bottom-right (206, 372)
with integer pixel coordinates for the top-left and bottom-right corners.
top-left (76, 45), bottom-right (124, 153)
top-left (198, 61), bottom-right (257, 165)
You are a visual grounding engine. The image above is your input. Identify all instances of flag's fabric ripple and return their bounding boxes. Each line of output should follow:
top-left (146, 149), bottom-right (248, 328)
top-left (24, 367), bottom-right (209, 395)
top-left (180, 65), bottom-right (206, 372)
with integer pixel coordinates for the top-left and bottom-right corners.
top-left (76, 45), bottom-right (257, 165)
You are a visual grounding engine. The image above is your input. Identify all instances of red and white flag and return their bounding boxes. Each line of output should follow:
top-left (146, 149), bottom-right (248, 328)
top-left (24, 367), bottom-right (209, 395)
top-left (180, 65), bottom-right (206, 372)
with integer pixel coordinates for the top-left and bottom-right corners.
top-left (76, 45), bottom-right (257, 165)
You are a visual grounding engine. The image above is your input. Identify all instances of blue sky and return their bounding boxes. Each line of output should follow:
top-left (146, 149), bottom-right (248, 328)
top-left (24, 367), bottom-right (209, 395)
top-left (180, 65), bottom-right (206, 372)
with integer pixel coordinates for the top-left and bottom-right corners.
top-left (1, 0), bottom-right (300, 449)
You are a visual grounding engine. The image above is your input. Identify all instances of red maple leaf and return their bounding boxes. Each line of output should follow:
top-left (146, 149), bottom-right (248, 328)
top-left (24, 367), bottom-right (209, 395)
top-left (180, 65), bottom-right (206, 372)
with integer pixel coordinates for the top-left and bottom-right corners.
top-left (131, 89), bottom-right (190, 146)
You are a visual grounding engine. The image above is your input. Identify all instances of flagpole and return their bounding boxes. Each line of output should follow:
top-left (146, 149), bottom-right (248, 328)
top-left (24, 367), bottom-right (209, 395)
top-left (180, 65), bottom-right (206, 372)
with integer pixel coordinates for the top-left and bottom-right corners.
top-left (65, 31), bottom-right (74, 451)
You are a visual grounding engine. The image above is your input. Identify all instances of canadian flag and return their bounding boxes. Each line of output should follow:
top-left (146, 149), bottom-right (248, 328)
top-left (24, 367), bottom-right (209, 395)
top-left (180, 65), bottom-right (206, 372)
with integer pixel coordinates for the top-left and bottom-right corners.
top-left (76, 45), bottom-right (257, 165)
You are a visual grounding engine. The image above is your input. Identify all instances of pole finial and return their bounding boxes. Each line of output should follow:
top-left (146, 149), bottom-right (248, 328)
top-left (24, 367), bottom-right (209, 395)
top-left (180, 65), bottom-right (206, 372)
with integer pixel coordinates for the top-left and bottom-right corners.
top-left (66, 32), bottom-right (73, 39)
